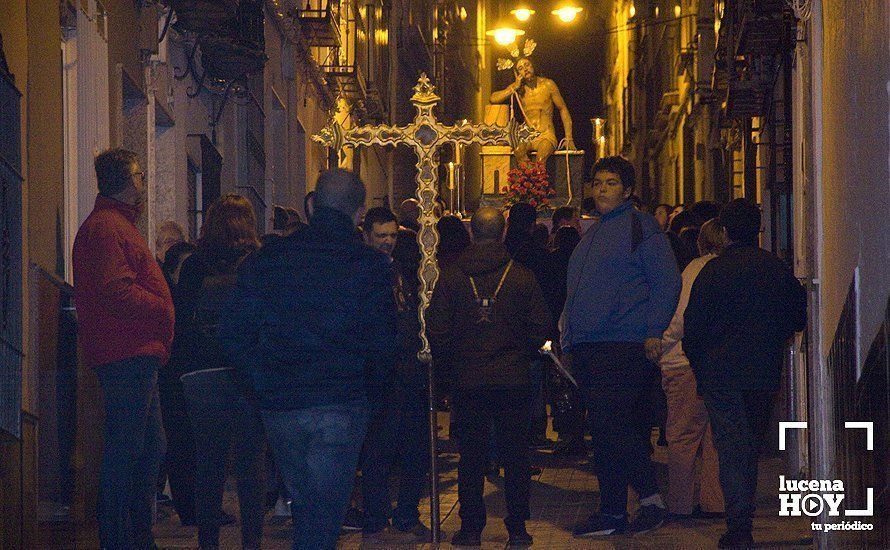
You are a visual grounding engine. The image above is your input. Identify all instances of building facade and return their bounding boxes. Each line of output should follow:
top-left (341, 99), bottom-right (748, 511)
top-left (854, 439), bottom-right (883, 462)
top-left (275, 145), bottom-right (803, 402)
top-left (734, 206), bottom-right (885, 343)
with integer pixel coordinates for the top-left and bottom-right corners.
top-left (603, 0), bottom-right (889, 546)
top-left (0, 0), bottom-right (495, 545)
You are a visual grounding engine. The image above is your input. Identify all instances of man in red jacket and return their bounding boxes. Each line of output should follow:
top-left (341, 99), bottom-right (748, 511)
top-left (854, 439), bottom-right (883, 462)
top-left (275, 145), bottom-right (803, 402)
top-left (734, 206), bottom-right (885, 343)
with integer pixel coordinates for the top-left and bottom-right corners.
top-left (73, 148), bottom-right (174, 549)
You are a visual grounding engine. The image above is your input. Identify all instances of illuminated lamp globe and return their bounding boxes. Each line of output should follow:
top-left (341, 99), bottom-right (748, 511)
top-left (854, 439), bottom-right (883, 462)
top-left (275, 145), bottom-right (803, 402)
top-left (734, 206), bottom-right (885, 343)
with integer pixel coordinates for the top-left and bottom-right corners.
top-left (552, 5), bottom-right (583, 23)
top-left (486, 27), bottom-right (525, 46)
top-left (511, 8), bottom-right (535, 22)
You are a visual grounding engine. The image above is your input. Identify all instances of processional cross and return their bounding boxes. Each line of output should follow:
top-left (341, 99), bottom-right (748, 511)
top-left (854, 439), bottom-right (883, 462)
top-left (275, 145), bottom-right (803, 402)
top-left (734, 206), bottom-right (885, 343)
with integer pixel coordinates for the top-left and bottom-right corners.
top-left (313, 73), bottom-right (538, 362)
top-left (313, 75), bottom-right (536, 542)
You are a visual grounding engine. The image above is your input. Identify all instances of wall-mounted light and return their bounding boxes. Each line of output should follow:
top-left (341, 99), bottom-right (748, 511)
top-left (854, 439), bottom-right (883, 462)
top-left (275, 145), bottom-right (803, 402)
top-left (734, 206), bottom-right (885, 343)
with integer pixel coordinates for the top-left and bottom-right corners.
top-left (655, 5), bottom-right (660, 17)
top-left (510, 8), bottom-right (535, 22)
top-left (629, 2), bottom-right (636, 18)
top-left (486, 26), bottom-right (525, 46)
top-left (552, 5), bottom-right (583, 23)
top-left (674, 3), bottom-right (682, 17)
top-left (460, 6), bottom-right (468, 20)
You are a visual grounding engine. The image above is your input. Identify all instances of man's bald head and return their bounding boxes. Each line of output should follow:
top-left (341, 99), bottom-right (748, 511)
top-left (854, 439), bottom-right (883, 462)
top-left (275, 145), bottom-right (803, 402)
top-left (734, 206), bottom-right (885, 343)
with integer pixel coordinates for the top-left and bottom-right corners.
top-left (470, 207), bottom-right (506, 242)
top-left (315, 169), bottom-right (366, 218)
top-left (400, 198), bottom-right (420, 222)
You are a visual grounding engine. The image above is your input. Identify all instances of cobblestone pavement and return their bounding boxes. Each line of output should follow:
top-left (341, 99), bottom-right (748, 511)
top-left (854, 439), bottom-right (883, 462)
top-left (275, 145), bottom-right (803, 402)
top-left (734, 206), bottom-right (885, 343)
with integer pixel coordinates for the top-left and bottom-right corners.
top-left (44, 414), bottom-right (814, 549)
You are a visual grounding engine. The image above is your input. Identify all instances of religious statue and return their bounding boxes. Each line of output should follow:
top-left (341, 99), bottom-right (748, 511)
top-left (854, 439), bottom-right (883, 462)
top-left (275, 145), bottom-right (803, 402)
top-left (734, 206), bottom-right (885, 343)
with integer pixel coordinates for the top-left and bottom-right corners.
top-left (489, 56), bottom-right (575, 164)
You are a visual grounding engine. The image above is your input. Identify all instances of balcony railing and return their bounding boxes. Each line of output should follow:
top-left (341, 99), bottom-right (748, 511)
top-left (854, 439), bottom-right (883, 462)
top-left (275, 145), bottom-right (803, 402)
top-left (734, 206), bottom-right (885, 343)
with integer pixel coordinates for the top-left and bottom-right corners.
top-left (294, 0), bottom-right (341, 47)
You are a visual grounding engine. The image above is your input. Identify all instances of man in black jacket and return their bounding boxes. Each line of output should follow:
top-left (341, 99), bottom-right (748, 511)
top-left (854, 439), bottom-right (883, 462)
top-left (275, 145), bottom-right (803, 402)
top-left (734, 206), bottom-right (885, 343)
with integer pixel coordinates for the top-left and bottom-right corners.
top-left (684, 199), bottom-right (807, 550)
top-left (428, 207), bottom-right (551, 548)
top-left (218, 169), bottom-right (396, 550)
top-left (359, 207), bottom-right (431, 542)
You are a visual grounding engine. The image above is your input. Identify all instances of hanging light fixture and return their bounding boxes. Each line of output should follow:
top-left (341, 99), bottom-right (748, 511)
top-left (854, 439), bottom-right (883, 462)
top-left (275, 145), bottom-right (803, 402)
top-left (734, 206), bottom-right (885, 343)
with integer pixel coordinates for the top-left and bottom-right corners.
top-left (629, 2), bottom-right (636, 18)
top-left (510, 7), bottom-right (535, 22)
top-left (552, 4), bottom-right (583, 23)
top-left (486, 26), bottom-right (525, 46)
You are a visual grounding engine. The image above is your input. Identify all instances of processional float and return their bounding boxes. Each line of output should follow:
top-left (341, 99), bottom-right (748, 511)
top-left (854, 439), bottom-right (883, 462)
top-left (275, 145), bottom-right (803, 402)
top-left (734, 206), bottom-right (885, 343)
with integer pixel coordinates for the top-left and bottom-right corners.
top-left (313, 74), bottom-right (538, 544)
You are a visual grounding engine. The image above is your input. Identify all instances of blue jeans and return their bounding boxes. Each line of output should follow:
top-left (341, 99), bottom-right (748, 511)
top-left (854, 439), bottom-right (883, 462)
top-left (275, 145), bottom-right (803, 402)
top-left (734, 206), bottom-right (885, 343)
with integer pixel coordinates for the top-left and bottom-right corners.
top-left (361, 366), bottom-right (430, 532)
top-left (181, 369), bottom-right (266, 548)
top-left (262, 400), bottom-right (369, 550)
top-left (95, 356), bottom-right (166, 550)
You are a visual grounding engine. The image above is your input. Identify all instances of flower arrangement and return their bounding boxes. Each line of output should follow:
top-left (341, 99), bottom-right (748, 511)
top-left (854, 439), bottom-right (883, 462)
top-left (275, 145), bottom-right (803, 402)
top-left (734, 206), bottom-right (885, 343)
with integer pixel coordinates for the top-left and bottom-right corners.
top-left (502, 161), bottom-right (555, 209)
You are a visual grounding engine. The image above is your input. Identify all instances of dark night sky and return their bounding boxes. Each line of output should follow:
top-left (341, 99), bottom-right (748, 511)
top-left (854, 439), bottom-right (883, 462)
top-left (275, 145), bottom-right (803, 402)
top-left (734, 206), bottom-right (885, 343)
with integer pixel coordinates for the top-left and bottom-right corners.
top-left (489, 1), bottom-right (610, 169)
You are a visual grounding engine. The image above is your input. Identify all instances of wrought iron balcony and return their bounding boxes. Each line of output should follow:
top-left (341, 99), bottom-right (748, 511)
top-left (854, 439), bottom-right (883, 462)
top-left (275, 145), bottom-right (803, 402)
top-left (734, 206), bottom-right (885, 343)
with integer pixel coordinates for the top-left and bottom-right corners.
top-left (293, 0), bottom-right (341, 47)
top-left (165, 0), bottom-right (240, 35)
top-left (734, 0), bottom-right (796, 57)
top-left (726, 79), bottom-right (767, 118)
top-left (321, 58), bottom-right (367, 101)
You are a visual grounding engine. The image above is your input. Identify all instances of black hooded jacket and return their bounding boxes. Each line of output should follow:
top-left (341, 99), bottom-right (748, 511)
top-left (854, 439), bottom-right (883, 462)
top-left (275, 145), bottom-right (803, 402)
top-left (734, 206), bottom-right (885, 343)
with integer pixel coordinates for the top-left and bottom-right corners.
top-left (427, 240), bottom-right (551, 390)
top-left (217, 207), bottom-right (397, 411)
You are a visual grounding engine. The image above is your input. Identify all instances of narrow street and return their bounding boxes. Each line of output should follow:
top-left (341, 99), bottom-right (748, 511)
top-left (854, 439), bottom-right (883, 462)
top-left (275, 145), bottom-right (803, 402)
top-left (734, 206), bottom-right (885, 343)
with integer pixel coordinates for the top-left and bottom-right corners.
top-left (146, 417), bottom-right (811, 549)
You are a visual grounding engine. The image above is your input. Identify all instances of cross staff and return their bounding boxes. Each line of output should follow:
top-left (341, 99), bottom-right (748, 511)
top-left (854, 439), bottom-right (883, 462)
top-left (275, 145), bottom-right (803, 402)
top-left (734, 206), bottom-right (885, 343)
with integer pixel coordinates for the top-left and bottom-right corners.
top-left (313, 73), bottom-right (538, 543)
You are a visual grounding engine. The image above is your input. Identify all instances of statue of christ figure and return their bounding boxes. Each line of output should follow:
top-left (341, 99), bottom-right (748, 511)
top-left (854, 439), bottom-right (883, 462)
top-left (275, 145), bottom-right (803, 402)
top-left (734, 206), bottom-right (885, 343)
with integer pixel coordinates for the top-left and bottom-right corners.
top-left (489, 57), bottom-right (575, 164)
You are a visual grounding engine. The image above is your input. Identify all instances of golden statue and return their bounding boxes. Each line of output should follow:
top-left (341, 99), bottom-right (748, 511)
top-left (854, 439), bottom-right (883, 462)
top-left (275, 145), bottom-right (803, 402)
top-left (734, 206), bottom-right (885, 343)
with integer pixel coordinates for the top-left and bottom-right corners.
top-left (489, 57), bottom-right (575, 164)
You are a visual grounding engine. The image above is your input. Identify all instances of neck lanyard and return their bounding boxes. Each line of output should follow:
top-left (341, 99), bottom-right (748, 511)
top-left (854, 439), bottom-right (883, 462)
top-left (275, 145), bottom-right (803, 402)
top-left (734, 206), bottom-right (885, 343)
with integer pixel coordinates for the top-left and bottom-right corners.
top-left (469, 260), bottom-right (514, 301)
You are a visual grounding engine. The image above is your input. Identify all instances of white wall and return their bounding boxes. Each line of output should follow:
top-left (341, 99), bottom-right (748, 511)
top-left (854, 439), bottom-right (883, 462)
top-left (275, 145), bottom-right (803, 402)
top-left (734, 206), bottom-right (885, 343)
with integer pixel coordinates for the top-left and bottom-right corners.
top-left (819, 0), bottom-right (890, 362)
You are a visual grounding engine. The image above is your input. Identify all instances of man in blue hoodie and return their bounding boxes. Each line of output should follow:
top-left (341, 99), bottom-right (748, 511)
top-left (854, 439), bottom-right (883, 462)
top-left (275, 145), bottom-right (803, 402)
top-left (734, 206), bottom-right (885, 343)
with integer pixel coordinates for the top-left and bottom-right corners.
top-left (561, 156), bottom-right (681, 537)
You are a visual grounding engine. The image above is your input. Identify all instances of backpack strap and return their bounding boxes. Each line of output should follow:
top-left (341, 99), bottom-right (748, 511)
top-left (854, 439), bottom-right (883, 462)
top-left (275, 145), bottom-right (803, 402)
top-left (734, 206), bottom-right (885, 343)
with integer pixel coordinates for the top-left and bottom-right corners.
top-left (468, 260), bottom-right (514, 301)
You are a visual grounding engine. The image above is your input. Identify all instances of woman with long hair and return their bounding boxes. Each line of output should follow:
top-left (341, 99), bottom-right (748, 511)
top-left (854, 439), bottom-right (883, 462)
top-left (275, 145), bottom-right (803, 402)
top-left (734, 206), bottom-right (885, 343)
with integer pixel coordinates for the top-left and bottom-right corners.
top-left (173, 194), bottom-right (265, 549)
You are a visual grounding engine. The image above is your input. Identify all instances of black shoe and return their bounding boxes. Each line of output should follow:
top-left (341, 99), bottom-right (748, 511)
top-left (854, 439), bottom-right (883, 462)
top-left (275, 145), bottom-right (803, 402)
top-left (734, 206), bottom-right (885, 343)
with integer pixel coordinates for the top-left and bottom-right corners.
top-left (451, 529), bottom-right (482, 546)
top-left (572, 514), bottom-right (627, 537)
top-left (507, 529), bottom-right (533, 548)
top-left (340, 506), bottom-right (363, 532)
top-left (552, 439), bottom-right (587, 457)
top-left (718, 530), bottom-right (754, 549)
top-left (179, 516), bottom-right (196, 527)
top-left (628, 504), bottom-right (665, 534)
top-left (692, 506), bottom-right (725, 520)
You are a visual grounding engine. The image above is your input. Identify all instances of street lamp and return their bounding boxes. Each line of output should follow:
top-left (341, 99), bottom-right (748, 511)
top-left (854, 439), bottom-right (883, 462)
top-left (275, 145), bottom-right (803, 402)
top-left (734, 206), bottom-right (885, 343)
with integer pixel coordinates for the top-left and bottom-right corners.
top-left (486, 26), bottom-right (525, 46)
top-left (510, 8), bottom-right (535, 22)
top-left (552, 4), bottom-right (583, 23)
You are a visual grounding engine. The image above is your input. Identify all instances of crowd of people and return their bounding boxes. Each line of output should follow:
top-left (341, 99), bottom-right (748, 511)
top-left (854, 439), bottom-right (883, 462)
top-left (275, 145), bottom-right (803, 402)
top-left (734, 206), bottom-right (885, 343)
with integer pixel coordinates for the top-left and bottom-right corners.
top-left (73, 148), bottom-right (807, 550)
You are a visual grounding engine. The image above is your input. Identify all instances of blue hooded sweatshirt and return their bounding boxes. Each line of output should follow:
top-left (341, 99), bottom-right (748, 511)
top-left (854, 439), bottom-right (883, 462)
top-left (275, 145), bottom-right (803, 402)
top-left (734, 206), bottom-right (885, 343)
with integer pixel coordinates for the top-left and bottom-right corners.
top-left (560, 200), bottom-right (681, 351)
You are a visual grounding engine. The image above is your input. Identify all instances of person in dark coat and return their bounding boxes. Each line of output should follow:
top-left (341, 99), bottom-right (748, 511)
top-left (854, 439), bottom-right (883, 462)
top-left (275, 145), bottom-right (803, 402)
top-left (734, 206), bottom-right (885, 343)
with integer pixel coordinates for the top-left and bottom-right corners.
top-left (545, 226), bottom-right (586, 456)
top-left (157, 241), bottom-right (198, 524)
top-left (428, 207), bottom-right (551, 548)
top-left (504, 202), bottom-right (552, 448)
top-left (436, 215), bottom-right (471, 269)
top-left (683, 199), bottom-right (807, 550)
top-left (173, 194), bottom-right (266, 549)
top-left (358, 207), bottom-right (431, 543)
top-left (218, 169), bottom-right (396, 550)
